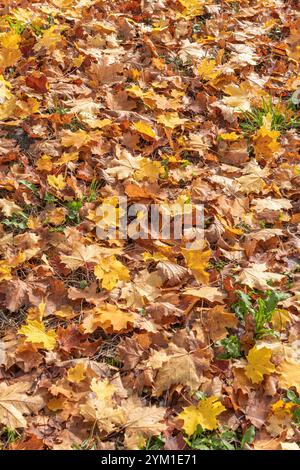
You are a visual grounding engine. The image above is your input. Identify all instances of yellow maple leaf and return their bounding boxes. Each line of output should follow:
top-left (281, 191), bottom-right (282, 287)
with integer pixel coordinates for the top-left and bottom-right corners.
top-left (157, 112), bottom-right (187, 129)
top-left (272, 399), bottom-right (294, 418)
top-left (36, 155), bottom-right (53, 172)
top-left (0, 31), bottom-right (21, 69)
top-left (253, 127), bottom-right (281, 160)
top-left (54, 306), bottom-right (74, 319)
top-left (198, 58), bottom-right (219, 81)
top-left (67, 363), bottom-right (86, 383)
top-left (182, 247), bottom-right (211, 284)
top-left (82, 303), bottom-right (136, 333)
top-left (245, 346), bottom-right (275, 384)
top-left (223, 82), bottom-right (251, 112)
top-left (18, 320), bottom-right (57, 351)
top-left (219, 132), bottom-right (239, 141)
top-left (132, 121), bottom-right (158, 139)
top-left (178, 396), bottom-right (226, 435)
top-left (0, 31), bottom-right (21, 50)
top-left (0, 75), bottom-right (15, 119)
top-left (0, 260), bottom-right (12, 281)
top-left (178, 0), bottom-right (205, 18)
top-left (271, 309), bottom-right (291, 332)
top-left (34, 26), bottom-right (62, 51)
top-left (135, 158), bottom-right (163, 183)
top-left (143, 252), bottom-right (168, 262)
top-left (55, 151), bottom-right (78, 167)
top-left (94, 256), bottom-right (130, 291)
top-left (61, 129), bottom-right (92, 149)
top-left (91, 378), bottom-right (116, 402)
top-left (278, 360), bottom-right (300, 394)
top-left (16, 97), bottom-right (40, 118)
top-left (47, 174), bottom-right (66, 190)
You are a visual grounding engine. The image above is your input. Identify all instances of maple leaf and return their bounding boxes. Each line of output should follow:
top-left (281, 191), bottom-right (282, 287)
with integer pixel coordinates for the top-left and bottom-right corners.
top-left (0, 382), bottom-right (44, 429)
top-left (198, 59), bottom-right (220, 81)
top-left (18, 320), bottom-right (57, 351)
top-left (219, 132), bottom-right (239, 141)
top-left (27, 301), bottom-right (46, 322)
top-left (0, 261), bottom-right (12, 282)
top-left (67, 363), bottom-right (86, 383)
top-left (36, 155), bottom-right (53, 172)
top-left (47, 207), bottom-right (66, 225)
top-left (222, 82), bottom-right (252, 112)
top-left (157, 112), bottom-right (187, 129)
top-left (183, 286), bottom-right (225, 303)
top-left (271, 309), bottom-right (291, 332)
top-left (151, 344), bottom-right (205, 396)
top-left (0, 31), bottom-right (21, 69)
top-left (182, 247), bottom-right (211, 284)
top-left (91, 378), bottom-right (116, 402)
top-left (132, 121), bottom-right (158, 140)
top-left (253, 197), bottom-right (292, 212)
top-left (82, 304), bottom-right (136, 334)
top-left (178, 396), bottom-right (226, 435)
top-left (237, 263), bottom-right (285, 290)
top-left (205, 306), bottom-right (238, 342)
top-left (135, 158), bottom-right (163, 183)
top-left (178, 0), bottom-right (205, 19)
top-left (94, 255), bottom-right (130, 291)
top-left (123, 398), bottom-right (166, 450)
top-left (106, 148), bottom-right (141, 179)
top-left (0, 198), bottom-right (22, 217)
top-left (60, 243), bottom-right (102, 270)
top-left (47, 174), bottom-right (66, 191)
top-left (245, 346), bottom-right (275, 384)
top-left (121, 270), bottom-right (163, 308)
top-left (61, 129), bottom-right (92, 149)
top-left (278, 361), bottom-right (300, 394)
top-left (34, 26), bottom-right (63, 52)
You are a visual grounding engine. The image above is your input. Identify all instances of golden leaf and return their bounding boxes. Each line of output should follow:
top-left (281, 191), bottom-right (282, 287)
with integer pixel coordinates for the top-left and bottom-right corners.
top-left (34, 26), bottom-right (62, 52)
top-left (60, 243), bottom-right (102, 270)
top-left (82, 304), bottom-right (136, 333)
top-left (132, 121), bottom-right (158, 139)
top-left (198, 58), bottom-right (219, 81)
top-left (178, 396), bottom-right (226, 435)
top-left (94, 256), bottom-right (130, 291)
top-left (91, 378), bottom-right (116, 402)
top-left (0, 261), bottom-right (12, 282)
top-left (135, 158), bottom-right (163, 183)
top-left (182, 247), bottom-right (211, 284)
top-left (219, 132), bottom-right (239, 141)
top-left (272, 309), bottom-right (291, 332)
top-left (47, 174), bottom-right (66, 190)
top-left (18, 320), bottom-right (57, 351)
top-left (278, 361), bottom-right (300, 394)
top-left (245, 346), bottom-right (275, 384)
top-left (0, 198), bottom-right (22, 217)
top-left (67, 363), bottom-right (86, 383)
top-left (157, 112), bottom-right (187, 129)
top-left (61, 129), bottom-right (92, 149)
top-left (36, 155), bottom-right (53, 172)
top-left (27, 301), bottom-right (46, 322)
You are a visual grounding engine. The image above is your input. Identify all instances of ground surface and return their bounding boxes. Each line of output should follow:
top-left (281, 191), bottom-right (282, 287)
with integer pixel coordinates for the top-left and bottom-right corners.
top-left (0, 0), bottom-right (300, 451)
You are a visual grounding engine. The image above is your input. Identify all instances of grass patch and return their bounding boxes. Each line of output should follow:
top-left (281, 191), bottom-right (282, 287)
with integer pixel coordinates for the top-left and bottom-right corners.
top-left (239, 98), bottom-right (300, 135)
